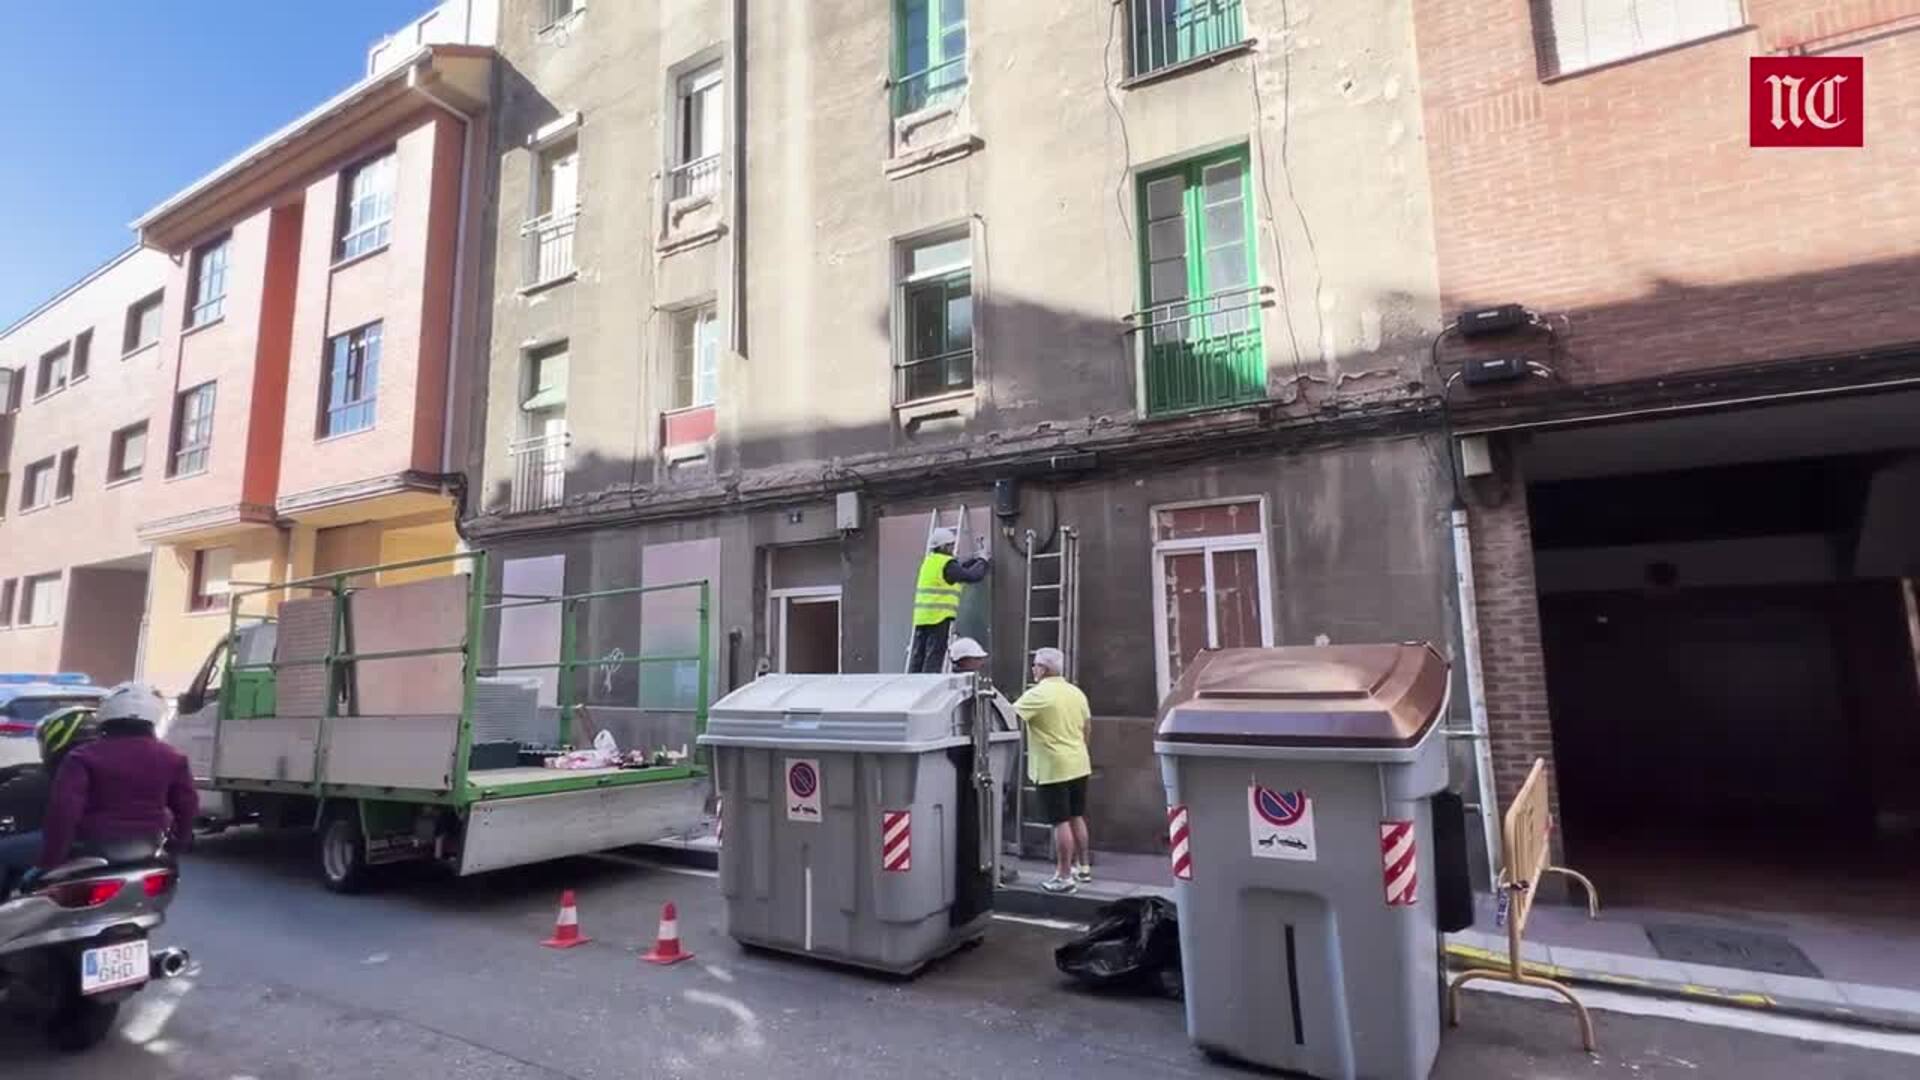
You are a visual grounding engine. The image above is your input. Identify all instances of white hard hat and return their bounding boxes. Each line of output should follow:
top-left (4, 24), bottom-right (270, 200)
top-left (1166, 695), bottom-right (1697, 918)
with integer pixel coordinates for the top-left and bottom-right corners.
top-left (948, 637), bottom-right (988, 662)
top-left (929, 527), bottom-right (958, 548)
top-left (96, 682), bottom-right (167, 726)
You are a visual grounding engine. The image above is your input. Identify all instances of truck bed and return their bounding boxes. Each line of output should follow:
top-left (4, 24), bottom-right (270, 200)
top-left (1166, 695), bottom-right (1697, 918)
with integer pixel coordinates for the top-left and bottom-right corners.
top-left (466, 763), bottom-right (699, 800)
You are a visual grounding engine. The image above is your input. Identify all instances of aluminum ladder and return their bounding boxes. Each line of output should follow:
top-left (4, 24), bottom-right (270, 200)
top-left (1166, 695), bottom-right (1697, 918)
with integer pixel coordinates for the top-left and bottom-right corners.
top-left (1010, 526), bottom-right (1080, 857)
top-left (901, 505), bottom-right (972, 673)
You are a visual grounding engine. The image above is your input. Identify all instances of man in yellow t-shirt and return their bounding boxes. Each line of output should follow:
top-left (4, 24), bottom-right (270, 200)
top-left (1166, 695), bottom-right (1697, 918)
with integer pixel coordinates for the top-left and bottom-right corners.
top-left (1013, 647), bottom-right (1092, 894)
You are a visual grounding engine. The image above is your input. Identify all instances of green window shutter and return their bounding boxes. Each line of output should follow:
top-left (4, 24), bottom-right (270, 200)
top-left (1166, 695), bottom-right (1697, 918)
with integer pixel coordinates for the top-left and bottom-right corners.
top-left (1138, 146), bottom-right (1264, 415)
top-left (894, 0), bottom-right (968, 115)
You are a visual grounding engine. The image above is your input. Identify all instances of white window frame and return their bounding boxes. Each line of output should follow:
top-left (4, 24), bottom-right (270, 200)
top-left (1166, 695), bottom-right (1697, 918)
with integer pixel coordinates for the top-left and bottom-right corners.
top-left (767, 585), bottom-right (844, 674)
top-left (35, 343), bottom-right (70, 399)
top-left (124, 290), bottom-right (164, 355)
top-left (670, 62), bottom-right (725, 202)
top-left (20, 572), bottom-right (62, 628)
top-left (1148, 496), bottom-right (1277, 702)
top-left (109, 421), bottom-right (147, 483)
top-left (1533, 0), bottom-right (1745, 78)
top-left (669, 302), bottom-right (720, 411)
top-left (337, 151), bottom-right (396, 261)
top-left (187, 234), bottom-right (231, 328)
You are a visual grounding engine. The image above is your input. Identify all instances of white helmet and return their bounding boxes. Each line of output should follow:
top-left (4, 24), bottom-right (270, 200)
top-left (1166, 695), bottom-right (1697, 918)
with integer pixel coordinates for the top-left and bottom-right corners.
top-left (929, 527), bottom-right (958, 549)
top-left (948, 637), bottom-right (988, 663)
top-left (96, 682), bottom-right (167, 726)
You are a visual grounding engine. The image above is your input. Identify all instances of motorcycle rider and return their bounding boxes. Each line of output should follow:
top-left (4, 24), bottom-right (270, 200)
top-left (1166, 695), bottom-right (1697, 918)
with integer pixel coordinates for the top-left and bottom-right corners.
top-left (26, 684), bottom-right (197, 892)
top-left (0, 707), bottom-right (99, 899)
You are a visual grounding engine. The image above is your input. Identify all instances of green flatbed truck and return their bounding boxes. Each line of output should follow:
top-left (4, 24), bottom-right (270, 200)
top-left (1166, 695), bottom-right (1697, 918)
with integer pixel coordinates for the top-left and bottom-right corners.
top-left (162, 551), bottom-right (712, 892)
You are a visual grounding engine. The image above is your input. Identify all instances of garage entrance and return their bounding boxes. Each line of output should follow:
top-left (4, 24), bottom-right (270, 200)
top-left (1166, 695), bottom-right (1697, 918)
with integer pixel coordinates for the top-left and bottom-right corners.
top-left (1518, 393), bottom-right (1920, 922)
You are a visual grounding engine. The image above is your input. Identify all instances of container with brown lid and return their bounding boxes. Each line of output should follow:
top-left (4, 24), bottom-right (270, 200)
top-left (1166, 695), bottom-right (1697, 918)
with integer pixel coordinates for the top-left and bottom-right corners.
top-left (1155, 643), bottom-right (1450, 761)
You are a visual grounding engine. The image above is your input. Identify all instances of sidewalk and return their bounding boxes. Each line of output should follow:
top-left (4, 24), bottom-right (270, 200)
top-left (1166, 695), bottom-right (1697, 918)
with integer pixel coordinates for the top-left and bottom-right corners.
top-left (641, 823), bottom-right (1920, 1032)
top-left (991, 846), bottom-right (1920, 1032)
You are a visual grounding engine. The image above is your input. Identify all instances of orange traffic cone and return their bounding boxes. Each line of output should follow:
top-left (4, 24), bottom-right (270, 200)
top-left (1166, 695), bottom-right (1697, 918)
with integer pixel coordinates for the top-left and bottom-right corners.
top-left (542, 889), bottom-right (591, 949)
top-left (641, 901), bottom-right (693, 965)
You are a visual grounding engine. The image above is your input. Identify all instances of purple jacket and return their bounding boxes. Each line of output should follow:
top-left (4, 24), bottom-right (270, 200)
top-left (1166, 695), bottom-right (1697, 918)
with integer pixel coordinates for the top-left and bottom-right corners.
top-left (37, 731), bottom-right (198, 869)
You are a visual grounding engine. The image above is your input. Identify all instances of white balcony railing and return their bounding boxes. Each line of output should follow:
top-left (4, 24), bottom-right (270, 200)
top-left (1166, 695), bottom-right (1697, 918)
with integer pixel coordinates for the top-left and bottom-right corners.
top-left (520, 211), bottom-right (578, 288)
top-left (507, 429), bottom-right (569, 513)
top-left (668, 155), bottom-right (722, 202)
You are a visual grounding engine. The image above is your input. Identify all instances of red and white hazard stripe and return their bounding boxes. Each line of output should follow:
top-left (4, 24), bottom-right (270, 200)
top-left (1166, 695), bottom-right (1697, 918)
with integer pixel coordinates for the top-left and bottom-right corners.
top-left (1381, 820), bottom-right (1418, 907)
top-left (1166, 804), bottom-right (1193, 881)
top-left (715, 796), bottom-right (724, 844)
top-left (881, 810), bottom-right (912, 872)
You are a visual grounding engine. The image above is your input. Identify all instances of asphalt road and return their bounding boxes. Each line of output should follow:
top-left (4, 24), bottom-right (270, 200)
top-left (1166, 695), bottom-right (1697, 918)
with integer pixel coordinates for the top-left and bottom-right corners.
top-left (6, 828), bottom-right (1918, 1079)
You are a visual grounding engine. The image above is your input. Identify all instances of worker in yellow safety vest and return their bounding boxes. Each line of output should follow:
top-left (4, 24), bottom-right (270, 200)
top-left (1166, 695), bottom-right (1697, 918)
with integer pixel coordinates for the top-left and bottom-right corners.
top-left (907, 527), bottom-right (989, 673)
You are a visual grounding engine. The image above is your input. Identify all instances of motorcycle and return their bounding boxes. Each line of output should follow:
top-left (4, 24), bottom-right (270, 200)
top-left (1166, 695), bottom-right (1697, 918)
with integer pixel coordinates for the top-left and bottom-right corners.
top-left (0, 838), bottom-right (190, 1052)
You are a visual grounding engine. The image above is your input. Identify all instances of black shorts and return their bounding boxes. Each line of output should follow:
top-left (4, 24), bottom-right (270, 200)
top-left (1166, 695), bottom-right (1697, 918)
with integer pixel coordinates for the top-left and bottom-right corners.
top-left (1034, 777), bottom-right (1088, 825)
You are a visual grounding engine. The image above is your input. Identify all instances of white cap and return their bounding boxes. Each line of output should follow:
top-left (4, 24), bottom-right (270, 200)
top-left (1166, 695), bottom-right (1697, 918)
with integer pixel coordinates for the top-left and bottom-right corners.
top-left (1032, 647), bottom-right (1066, 675)
top-left (97, 682), bottom-right (167, 725)
top-left (929, 527), bottom-right (958, 548)
top-left (948, 637), bottom-right (988, 662)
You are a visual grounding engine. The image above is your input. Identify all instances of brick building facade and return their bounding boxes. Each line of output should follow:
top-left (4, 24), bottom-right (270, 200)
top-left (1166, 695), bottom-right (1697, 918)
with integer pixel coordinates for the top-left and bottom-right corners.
top-left (1414, 0), bottom-right (1920, 901)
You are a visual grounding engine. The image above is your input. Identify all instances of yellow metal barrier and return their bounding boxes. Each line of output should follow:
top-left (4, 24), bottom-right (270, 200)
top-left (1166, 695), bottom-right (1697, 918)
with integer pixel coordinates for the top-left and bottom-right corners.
top-left (1447, 757), bottom-right (1601, 1052)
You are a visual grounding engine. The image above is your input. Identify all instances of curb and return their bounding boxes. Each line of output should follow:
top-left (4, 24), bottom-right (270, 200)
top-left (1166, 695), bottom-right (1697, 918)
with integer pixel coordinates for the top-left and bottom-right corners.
top-left (1443, 943), bottom-right (1920, 1036)
top-left (634, 840), bottom-right (719, 872)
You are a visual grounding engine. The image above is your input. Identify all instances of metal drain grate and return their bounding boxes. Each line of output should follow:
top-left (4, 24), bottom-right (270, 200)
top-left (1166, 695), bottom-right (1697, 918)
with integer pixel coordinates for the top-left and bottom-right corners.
top-left (1644, 924), bottom-right (1822, 978)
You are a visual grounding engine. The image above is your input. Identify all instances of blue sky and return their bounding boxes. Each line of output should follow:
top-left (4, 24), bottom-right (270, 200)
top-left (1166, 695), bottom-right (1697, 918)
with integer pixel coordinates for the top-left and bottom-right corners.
top-left (0, 1), bottom-right (438, 327)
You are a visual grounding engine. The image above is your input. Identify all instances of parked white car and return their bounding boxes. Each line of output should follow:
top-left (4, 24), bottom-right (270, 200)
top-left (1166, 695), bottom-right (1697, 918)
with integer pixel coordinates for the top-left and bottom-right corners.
top-left (0, 678), bottom-right (108, 771)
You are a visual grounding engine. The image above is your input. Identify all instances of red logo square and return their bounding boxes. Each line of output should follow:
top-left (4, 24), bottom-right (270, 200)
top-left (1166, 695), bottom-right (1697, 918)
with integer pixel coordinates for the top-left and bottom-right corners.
top-left (1751, 56), bottom-right (1864, 148)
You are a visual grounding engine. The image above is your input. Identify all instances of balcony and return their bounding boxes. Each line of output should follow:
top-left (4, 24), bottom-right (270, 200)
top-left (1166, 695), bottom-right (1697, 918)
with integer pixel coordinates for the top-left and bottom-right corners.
top-left (507, 429), bottom-right (569, 513)
top-left (892, 56), bottom-right (968, 117)
top-left (520, 211), bottom-right (577, 290)
top-left (1126, 285), bottom-right (1270, 416)
top-left (1129, 0), bottom-right (1247, 80)
top-left (668, 155), bottom-right (721, 202)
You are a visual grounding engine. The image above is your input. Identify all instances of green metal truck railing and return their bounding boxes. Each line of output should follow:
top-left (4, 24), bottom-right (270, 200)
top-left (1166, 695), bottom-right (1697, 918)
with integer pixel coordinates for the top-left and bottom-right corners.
top-left (220, 550), bottom-right (712, 806)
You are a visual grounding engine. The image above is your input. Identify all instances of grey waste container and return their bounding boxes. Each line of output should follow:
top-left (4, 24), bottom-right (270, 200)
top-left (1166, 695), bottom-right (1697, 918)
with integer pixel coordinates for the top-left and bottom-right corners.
top-left (1156, 644), bottom-right (1451, 1080)
top-left (699, 673), bottom-right (1020, 975)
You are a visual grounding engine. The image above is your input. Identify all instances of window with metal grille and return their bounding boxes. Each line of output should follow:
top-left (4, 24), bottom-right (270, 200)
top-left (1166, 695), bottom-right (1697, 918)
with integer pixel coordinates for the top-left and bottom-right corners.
top-left (543, 0), bottom-right (578, 28)
top-left (170, 381), bottom-right (216, 477)
top-left (1134, 146), bottom-right (1264, 415)
top-left (320, 322), bottom-right (381, 437)
top-left (109, 422), bottom-right (147, 483)
top-left (187, 235), bottom-right (230, 328)
top-left (1533, 0), bottom-right (1744, 78)
top-left (671, 305), bottom-right (720, 410)
top-left (337, 151), bottom-right (396, 260)
top-left (893, 0), bottom-right (967, 115)
top-left (895, 232), bottom-right (973, 404)
top-left (1130, 0), bottom-right (1246, 78)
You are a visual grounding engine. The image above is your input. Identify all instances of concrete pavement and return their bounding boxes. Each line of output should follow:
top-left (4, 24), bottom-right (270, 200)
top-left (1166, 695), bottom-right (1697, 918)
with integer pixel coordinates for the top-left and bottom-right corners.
top-left (5, 828), bottom-right (1918, 1078)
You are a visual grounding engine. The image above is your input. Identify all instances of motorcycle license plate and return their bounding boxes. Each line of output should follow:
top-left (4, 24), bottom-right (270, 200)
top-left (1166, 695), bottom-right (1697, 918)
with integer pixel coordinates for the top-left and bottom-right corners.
top-left (79, 939), bottom-right (149, 996)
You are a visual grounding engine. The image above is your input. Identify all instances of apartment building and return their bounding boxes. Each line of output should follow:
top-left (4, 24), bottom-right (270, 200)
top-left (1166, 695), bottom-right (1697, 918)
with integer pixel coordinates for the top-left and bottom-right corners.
top-left (464, 0), bottom-right (1458, 852)
top-left (0, 249), bottom-right (172, 683)
top-left (1414, 0), bottom-right (1920, 912)
top-left (0, 2), bottom-right (497, 694)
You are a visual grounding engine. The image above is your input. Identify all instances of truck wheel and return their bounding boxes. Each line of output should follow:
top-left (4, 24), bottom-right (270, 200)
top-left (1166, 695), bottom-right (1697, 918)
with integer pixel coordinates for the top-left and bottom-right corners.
top-left (319, 814), bottom-right (370, 894)
top-left (47, 998), bottom-right (119, 1052)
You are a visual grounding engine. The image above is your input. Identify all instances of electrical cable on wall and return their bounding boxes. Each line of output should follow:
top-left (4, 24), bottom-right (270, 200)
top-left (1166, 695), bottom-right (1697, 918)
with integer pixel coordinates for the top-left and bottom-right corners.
top-left (1102, 0), bottom-right (1136, 244)
top-left (1270, 0), bottom-right (1327, 370)
top-left (1246, 53), bottom-right (1306, 385)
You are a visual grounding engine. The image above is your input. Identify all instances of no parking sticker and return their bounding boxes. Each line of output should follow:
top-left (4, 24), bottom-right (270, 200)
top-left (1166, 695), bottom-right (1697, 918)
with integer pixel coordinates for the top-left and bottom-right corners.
top-left (1248, 785), bottom-right (1316, 861)
top-left (786, 759), bottom-right (822, 823)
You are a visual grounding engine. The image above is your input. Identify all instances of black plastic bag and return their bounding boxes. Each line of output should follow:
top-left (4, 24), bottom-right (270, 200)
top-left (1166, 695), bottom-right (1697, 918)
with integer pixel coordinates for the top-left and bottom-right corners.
top-left (1055, 896), bottom-right (1184, 999)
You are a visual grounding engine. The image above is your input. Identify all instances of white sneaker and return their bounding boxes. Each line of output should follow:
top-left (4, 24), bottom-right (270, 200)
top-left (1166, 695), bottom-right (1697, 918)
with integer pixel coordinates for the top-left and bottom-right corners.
top-left (1040, 875), bottom-right (1078, 894)
top-left (1073, 864), bottom-right (1092, 883)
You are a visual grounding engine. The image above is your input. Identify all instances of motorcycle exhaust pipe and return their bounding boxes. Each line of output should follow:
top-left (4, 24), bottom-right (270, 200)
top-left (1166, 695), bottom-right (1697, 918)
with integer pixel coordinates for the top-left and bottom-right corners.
top-left (150, 948), bottom-right (191, 979)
